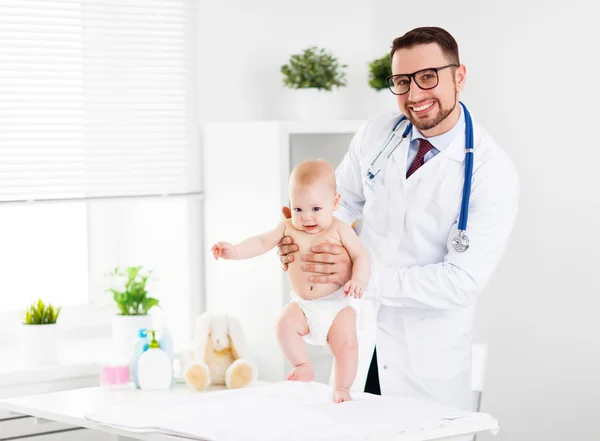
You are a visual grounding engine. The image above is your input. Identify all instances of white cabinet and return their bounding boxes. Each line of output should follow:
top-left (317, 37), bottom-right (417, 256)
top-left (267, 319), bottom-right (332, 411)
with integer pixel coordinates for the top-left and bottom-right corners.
top-left (203, 120), bottom-right (363, 384)
top-left (0, 374), bottom-right (110, 440)
top-left (0, 417), bottom-right (113, 440)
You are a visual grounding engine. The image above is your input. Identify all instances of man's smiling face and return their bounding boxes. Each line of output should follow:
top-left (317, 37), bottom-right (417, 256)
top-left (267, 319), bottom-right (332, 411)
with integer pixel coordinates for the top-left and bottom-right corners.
top-left (392, 43), bottom-right (465, 137)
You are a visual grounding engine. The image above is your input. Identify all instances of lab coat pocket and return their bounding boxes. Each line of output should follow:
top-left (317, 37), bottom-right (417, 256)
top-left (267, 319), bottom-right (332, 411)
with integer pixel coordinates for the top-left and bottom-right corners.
top-left (361, 183), bottom-right (388, 234)
top-left (405, 313), bottom-right (469, 380)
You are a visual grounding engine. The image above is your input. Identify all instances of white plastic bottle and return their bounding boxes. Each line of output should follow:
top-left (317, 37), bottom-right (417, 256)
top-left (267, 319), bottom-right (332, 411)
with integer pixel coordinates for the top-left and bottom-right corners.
top-left (137, 330), bottom-right (173, 390)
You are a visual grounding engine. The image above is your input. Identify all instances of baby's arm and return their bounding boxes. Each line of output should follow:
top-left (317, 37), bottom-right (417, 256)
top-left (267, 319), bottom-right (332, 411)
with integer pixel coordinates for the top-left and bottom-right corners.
top-left (336, 220), bottom-right (370, 298)
top-left (212, 220), bottom-right (289, 260)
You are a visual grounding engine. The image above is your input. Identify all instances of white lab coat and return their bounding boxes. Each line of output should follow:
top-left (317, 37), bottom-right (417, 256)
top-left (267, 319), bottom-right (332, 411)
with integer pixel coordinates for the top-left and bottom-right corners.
top-left (334, 109), bottom-right (519, 411)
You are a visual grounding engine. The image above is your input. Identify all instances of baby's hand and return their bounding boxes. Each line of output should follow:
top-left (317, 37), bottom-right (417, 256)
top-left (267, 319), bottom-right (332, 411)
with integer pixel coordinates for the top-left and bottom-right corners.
top-left (211, 242), bottom-right (238, 260)
top-left (344, 279), bottom-right (366, 298)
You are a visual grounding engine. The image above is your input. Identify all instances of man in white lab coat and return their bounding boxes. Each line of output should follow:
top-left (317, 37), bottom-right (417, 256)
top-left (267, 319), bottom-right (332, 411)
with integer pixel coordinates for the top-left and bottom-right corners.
top-left (278, 26), bottom-right (519, 413)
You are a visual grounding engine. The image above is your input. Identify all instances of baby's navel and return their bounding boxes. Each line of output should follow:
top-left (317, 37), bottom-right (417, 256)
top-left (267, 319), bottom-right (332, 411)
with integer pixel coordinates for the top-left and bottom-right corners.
top-left (310, 286), bottom-right (313, 291)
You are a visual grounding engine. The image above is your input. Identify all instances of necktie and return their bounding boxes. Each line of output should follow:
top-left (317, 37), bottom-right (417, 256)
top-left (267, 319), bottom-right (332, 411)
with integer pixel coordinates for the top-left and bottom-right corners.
top-left (406, 138), bottom-right (434, 178)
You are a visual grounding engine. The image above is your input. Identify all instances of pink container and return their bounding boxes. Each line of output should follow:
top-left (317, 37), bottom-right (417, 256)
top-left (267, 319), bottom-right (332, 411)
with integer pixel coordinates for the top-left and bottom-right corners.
top-left (100, 364), bottom-right (130, 388)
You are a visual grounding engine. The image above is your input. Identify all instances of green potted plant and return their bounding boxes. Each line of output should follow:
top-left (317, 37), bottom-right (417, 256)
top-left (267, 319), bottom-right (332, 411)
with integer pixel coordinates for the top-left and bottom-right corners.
top-left (20, 299), bottom-right (62, 364)
top-left (280, 46), bottom-right (348, 120)
top-left (105, 266), bottom-right (159, 362)
top-left (367, 54), bottom-right (395, 111)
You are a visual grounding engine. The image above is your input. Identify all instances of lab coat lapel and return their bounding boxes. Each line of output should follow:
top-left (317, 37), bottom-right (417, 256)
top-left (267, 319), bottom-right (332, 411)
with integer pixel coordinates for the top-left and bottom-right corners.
top-left (390, 133), bottom-right (409, 185)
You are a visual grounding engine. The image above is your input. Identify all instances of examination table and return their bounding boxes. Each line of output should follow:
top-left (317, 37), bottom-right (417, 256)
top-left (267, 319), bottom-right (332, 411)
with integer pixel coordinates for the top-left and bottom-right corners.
top-left (0, 381), bottom-right (498, 441)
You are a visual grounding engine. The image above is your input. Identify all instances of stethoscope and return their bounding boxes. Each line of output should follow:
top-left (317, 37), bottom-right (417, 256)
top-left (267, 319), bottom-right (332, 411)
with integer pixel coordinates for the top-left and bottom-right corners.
top-left (365, 101), bottom-right (474, 252)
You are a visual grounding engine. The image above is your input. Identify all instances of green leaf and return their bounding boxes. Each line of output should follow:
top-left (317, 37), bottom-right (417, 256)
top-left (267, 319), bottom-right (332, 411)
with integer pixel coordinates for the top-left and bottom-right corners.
top-left (141, 297), bottom-right (159, 314)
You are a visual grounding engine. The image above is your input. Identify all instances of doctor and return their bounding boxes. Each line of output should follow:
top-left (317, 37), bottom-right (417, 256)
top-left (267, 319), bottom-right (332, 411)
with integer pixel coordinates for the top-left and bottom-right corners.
top-left (278, 26), bottom-right (519, 411)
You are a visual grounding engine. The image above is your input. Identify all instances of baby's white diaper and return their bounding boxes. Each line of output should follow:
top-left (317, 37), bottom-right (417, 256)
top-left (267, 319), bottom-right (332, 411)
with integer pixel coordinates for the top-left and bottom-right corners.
top-left (290, 287), bottom-right (359, 346)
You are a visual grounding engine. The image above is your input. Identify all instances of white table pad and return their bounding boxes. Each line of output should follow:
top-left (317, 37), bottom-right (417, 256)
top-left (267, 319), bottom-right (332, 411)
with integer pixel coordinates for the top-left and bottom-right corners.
top-left (84, 381), bottom-right (498, 441)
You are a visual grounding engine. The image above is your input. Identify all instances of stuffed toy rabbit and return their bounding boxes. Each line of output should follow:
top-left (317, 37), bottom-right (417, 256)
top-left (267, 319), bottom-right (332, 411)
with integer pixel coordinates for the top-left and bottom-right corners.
top-left (184, 312), bottom-right (256, 390)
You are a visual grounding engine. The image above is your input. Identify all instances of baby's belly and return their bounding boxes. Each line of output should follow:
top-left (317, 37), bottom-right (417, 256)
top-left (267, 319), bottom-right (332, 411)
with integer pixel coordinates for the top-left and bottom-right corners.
top-left (287, 263), bottom-right (341, 300)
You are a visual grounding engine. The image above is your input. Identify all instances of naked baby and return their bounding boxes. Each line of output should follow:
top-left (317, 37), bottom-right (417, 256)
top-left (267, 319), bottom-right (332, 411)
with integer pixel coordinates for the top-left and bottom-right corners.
top-left (211, 159), bottom-right (370, 403)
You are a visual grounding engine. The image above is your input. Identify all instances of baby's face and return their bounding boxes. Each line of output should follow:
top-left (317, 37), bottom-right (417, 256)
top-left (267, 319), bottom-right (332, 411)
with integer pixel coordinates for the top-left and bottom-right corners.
top-left (289, 181), bottom-right (339, 235)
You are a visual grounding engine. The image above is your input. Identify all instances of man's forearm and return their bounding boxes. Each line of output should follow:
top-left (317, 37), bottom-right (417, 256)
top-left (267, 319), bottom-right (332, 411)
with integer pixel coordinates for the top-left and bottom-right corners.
top-left (376, 261), bottom-right (480, 309)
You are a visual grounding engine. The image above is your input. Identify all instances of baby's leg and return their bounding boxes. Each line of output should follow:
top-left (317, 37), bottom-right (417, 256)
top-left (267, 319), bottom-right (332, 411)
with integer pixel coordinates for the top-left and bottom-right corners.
top-left (328, 306), bottom-right (358, 403)
top-left (276, 302), bottom-right (314, 382)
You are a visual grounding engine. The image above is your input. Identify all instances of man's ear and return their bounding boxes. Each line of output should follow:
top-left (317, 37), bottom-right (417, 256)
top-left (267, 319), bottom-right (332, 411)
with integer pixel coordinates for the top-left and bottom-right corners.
top-left (333, 192), bottom-right (341, 210)
top-left (455, 64), bottom-right (466, 93)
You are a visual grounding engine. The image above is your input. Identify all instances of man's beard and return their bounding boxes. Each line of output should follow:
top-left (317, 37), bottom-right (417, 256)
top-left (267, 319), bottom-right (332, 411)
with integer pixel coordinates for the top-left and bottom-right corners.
top-left (409, 94), bottom-right (457, 131)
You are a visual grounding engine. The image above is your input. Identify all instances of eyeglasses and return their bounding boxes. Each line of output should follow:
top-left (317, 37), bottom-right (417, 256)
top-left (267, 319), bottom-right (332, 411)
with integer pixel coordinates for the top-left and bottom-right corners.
top-left (386, 64), bottom-right (458, 96)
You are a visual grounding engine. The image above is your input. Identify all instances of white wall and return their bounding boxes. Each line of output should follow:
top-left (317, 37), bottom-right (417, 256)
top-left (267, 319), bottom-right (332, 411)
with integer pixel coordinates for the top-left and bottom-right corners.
top-left (196, 0), bottom-right (377, 122)
top-left (196, 1), bottom-right (599, 440)
top-left (88, 198), bottom-right (200, 352)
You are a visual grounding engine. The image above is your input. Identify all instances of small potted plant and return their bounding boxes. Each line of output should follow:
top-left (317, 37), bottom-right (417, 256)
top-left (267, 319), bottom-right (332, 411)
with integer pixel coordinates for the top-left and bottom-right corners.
top-left (280, 46), bottom-right (348, 120)
top-left (105, 266), bottom-right (159, 363)
top-left (20, 299), bottom-right (62, 364)
top-left (367, 54), bottom-right (395, 111)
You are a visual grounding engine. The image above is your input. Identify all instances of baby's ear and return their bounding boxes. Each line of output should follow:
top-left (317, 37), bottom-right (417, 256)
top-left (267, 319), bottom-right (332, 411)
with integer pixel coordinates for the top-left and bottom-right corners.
top-left (333, 192), bottom-right (341, 210)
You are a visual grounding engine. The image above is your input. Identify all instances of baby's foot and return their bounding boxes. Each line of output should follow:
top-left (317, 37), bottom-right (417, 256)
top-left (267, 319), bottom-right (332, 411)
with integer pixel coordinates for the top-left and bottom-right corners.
top-left (286, 363), bottom-right (314, 382)
top-left (333, 388), bottom-right (352, 403)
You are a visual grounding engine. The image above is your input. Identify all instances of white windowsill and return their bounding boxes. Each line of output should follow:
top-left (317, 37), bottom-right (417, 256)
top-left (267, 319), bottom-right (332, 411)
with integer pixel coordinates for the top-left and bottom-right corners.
top-left (0, 338), bottom-right (112, 388)
top-left (0, 303), bottom-right (115, 348)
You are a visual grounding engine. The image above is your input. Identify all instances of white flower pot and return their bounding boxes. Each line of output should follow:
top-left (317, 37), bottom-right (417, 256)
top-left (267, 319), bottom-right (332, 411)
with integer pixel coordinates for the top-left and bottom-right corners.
top-left (111, 314), bottom-right (153, 364)
top-left (295, 87), bottom-right (344, 121)
top-left (20, 323), bottom-right (62, 364)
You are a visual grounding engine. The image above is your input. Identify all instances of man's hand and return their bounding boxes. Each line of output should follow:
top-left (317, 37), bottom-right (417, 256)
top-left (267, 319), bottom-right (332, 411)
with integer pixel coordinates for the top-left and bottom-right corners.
top-left (277, 206), bottom-right (352, 285)
top-left (303, 243), bottom-right (352, 285)
top-left (277, 206), bottom-right (297, 270)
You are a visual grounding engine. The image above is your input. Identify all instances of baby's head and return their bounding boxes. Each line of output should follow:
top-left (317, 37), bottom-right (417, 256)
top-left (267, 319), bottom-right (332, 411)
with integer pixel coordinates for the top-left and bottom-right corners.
top-left (289, 159), bottom-right (340, 235)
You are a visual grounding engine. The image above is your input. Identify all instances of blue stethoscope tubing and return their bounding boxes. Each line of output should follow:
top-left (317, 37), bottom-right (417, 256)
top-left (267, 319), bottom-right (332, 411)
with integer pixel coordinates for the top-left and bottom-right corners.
top-left (458, 101), bottom-right (473, 231)
top-left (370, 101), bottom-right (474, 252)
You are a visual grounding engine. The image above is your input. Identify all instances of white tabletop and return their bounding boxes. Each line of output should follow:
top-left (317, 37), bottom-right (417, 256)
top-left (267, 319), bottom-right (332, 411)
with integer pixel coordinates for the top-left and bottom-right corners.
top-left (0, 383), bottom-right (497, 441)
top-left (0, 383), bottom-right (199, 440)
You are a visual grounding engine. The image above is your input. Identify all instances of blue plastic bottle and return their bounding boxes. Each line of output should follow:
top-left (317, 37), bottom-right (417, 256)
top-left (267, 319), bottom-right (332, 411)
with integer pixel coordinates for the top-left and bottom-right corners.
top-left (132, 328), bottom-right (149, 389)
top-left (158, 328), bottom-right (173, 358)
top-left (158, 327), bottom-right (174, 385)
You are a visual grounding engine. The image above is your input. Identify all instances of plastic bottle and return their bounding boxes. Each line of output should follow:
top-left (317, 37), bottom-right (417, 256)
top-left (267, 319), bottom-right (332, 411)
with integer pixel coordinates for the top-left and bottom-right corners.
top-left (158, 325), bottom-right (173, 359)
top-left (137, 330), bottom-right (173, 390)
top-left (158, 326), bottom-right (174, 386)
top-left (132, 328), bottom-right (149, 389)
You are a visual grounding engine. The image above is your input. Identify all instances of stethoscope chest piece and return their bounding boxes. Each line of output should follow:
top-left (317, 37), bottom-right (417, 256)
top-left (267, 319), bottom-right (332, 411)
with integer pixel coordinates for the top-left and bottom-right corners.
top-left (452, 230), bottom-right (469, 252)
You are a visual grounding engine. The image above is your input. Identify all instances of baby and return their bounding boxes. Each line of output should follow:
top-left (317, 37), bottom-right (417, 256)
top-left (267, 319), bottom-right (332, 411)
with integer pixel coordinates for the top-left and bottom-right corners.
top-left (211, 159), bottom-right (370, 403)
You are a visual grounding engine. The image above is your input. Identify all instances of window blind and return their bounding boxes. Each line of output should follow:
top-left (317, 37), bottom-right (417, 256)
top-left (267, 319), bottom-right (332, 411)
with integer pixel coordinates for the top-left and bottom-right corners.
top-left (0, 0), bottom-right (200, 203)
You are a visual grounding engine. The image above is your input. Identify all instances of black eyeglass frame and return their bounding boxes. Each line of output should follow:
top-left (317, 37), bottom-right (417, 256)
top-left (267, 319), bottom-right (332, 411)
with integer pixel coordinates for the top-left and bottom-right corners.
top-left (386, 64), bottom-right (458, 95)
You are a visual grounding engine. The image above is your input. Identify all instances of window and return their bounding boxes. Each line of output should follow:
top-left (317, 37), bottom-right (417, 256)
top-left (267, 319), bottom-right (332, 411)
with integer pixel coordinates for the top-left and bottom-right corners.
top-left (0, 203), bottom-right (88, 313)
top-left (0, 1), bottom-right (200, 342)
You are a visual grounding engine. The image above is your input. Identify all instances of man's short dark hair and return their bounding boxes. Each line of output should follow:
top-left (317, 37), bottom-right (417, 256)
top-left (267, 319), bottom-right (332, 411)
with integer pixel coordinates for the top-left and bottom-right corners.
top-left (390, 26), bottom-right (460, 66)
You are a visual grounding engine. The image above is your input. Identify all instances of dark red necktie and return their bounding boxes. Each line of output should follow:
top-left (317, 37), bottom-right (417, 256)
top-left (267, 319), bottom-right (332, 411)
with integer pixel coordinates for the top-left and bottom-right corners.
top-left (406, 138), bottom-right (434, 178)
